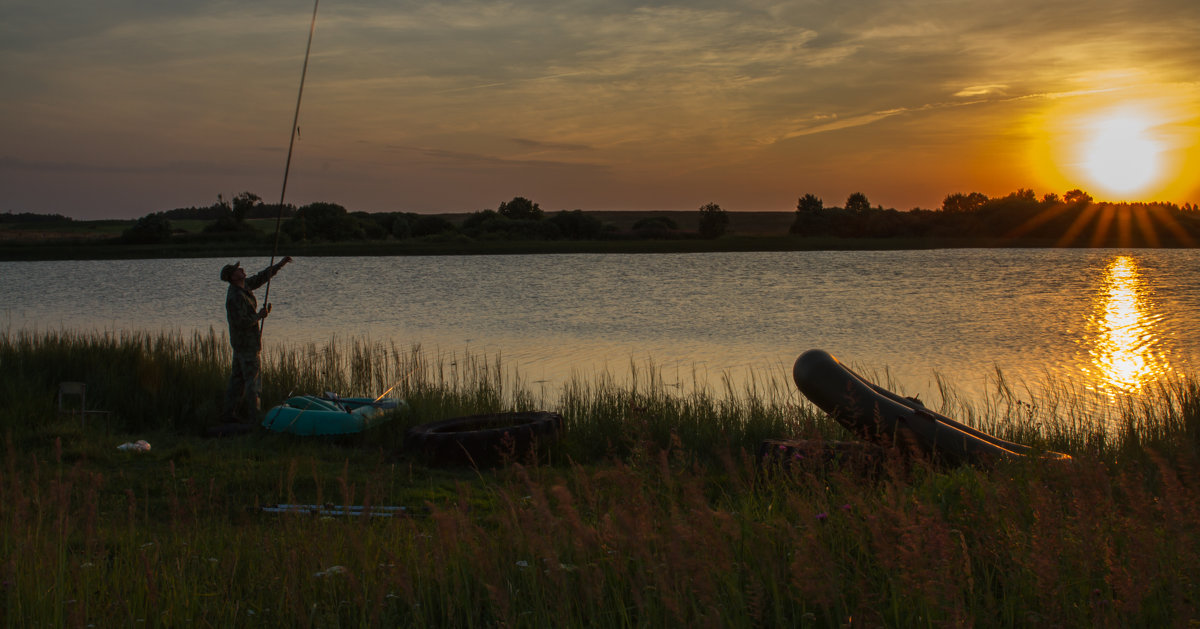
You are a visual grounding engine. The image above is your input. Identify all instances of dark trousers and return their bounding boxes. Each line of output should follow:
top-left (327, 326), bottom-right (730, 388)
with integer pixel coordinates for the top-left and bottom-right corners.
top-left (224, 352), bottom-right (262, 422)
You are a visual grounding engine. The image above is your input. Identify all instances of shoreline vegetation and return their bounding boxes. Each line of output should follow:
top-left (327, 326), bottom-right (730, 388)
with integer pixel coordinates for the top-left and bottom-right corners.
top-left (4, 329), bottom-right (1200, 625)
top-left (3, 188), bottom-right (1199, 260)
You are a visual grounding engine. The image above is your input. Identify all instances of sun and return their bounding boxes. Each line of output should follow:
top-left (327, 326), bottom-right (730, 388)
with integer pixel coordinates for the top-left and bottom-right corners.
top-left (1028, 82), bottom-right (1200, 205)
top-left (1078, 108), bottom-right (1164, 197)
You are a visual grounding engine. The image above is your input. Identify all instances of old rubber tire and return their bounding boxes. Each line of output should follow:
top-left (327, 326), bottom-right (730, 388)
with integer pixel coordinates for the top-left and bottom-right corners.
top-left (404, 411), bottom-right (563, 467)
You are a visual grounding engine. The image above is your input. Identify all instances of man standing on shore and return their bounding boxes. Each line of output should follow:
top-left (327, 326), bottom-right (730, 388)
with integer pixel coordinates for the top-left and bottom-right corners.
top-left (220, 256), bottom-right (292, 424)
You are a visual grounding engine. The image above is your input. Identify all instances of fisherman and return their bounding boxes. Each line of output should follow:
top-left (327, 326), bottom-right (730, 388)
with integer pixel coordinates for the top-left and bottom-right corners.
top-left (220, 256), bottom-right (292, 424)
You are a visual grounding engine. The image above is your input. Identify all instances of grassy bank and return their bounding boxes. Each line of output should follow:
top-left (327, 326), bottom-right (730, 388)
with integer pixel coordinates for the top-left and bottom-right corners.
top-left (3, 330), bottom-right (1200, 626)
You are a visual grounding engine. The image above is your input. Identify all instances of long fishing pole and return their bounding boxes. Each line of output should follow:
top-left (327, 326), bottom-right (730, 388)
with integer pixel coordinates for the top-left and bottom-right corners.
top-left (261, 0), bottom-right (320, 336)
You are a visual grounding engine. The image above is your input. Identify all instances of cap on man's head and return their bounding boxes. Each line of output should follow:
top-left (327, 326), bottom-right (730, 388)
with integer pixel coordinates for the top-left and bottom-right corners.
top-left (220, 262), bottom-right (241, 282)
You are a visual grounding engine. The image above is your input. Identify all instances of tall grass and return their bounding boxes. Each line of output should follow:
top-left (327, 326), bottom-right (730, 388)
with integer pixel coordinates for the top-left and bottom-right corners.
top-left (2, 330), bottom-right (1200, 626)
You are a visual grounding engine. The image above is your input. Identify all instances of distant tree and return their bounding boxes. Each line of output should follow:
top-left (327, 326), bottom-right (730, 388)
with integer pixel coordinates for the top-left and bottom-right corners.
top-left (941, 192), bottom-right (989, 213)
top-left (1011, 188), bottom-right (1038, 203)
top-left (122, 213), bottom-right (172, 244)
top-left (390, 215), bottom-right (412, 239)
top-left (497, 196), bottom-right (543, 221)
top-left (845, 192), bottom-right (870, 213)
top-left (282, 202), bottom-right (363, 241)
top-left (350, 211), bottom-right (388, 239)
top-left (697, 202), bottom-right (729, 239)
top-left (796, 193), bottom-right (824, 213)
top-left (462, 209), bottom-right (502, 234)
top-left (1042, 192), bottom-right (1061, 204)
top-left (410, 215), bottom-right (456, 237)
top-left (632, 216), bottom-right (680, 239)
top-left (791, 194), bottom-right (826, 235)
top-left (231, 191), bottom-right (261, 223)
top-left (203, 194), bottom-right (260, 235)
top-left (1064, 189), bottom-right (1093, 205)
top-left (549, 210), bottom-right (605, 239)
top-left (161, 205), bottom-right (220, 220)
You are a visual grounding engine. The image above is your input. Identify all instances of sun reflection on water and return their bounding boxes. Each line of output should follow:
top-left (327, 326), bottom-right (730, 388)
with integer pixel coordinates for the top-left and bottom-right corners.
top-left (1084, 255), bottom-right (1167, 396)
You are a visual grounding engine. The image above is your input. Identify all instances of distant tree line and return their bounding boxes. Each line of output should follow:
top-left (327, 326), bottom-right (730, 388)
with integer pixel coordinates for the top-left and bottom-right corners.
top-left (279, 196), bottom-right (732, 243)
top-left (8, 187), bottom-right (1200, 247)
top-left (791, 189), bottom-right (1200, 246)
top-left (115, 193), bottom-right (733, 245)
top-left (0, 211), bottom-right (72, 224)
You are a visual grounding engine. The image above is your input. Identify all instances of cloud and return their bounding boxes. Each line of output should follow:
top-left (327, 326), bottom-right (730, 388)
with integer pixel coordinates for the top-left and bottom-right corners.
top-left (955, 85), bottom-right (1009, 98)
top-left (511, 138), bottom-right (594, 152)
top-left (4, 0), bottom-right (1200, 217)
top-left (0, 155), bottom-right (251, 177)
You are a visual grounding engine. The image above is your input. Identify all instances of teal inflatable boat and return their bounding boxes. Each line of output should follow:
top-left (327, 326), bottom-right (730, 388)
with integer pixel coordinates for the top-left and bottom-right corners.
top-left (262, 395), bottom-right (405, 436)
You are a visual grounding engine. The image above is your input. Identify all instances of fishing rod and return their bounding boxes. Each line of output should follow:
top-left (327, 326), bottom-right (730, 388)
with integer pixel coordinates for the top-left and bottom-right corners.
top-left (261, 0), bottom-right (320, 337)
top-left (373, 366), bottom-right (421, 404)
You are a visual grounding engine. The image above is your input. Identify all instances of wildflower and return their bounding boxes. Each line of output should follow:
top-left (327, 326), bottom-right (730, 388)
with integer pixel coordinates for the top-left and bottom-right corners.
top-left (816, 512), bottom-right (828, 521)
top-left (515, 560), bottom-right (529, 568)
top-left (841, 504), bottom-right (852, 511)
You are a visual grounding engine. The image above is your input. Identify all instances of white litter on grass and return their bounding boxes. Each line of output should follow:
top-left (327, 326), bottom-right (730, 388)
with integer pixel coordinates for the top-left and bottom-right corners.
top-left (117, 440), bottom-right (151, 452)
top-left (314, 565), bottom-right (347, 578)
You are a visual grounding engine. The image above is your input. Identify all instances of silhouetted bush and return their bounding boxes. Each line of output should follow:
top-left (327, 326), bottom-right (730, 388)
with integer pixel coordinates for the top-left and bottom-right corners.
top-left (632, 216), bottom-right (681, 239)
top-left (698, 202), bottom-right (729, 239)
top-left (282, 202), bottom-right (366, 241)
top-left (121, 213), bottom-right (173, 244)
top-left (411, 215), bottom-right (457, 237)
top-left (550, 210), bottom-right (606, 239)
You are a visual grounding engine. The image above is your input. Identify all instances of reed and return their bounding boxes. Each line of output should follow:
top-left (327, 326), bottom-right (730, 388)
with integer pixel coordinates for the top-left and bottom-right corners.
top-left (2, 329), bottom-right (1199, 626)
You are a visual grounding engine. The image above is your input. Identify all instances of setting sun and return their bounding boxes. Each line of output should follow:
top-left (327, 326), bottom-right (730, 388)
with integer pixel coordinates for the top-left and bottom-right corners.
top-left (1079, 110), bottom-right (1163, 196)
top-left (1031, 87), bottom-right (1200, 205)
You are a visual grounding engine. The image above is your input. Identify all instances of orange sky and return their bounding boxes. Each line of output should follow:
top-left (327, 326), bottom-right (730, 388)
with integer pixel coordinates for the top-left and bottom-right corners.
top-left (2, 0), bottom-right (1199, 219)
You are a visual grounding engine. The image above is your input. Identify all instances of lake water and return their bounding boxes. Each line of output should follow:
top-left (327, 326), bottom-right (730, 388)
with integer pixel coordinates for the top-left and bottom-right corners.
top-left (4, 249), bottom-right (1199, 412)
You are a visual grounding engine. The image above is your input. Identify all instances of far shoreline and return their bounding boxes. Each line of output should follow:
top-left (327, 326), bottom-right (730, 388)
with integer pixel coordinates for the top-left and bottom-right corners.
top-left (0, 234), bottom-right (1162, 262)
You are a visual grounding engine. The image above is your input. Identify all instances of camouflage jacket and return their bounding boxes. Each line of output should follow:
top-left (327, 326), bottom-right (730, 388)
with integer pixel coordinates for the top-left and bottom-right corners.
top-left (226, 265), bottom-right (279, 354)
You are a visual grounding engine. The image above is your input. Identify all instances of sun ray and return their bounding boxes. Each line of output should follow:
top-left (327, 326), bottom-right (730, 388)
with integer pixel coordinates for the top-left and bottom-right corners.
top-left (1055, 202), bottom-right (1103, 246)
top-left (1146, 204), bottom-right (1197, 246)
top-left (1086, 204), bottom-right (1116, 248)
top-left (1132, 205), bottom-right (1161, 248)
top-left (1006, 203), bottom-right (1073, 239)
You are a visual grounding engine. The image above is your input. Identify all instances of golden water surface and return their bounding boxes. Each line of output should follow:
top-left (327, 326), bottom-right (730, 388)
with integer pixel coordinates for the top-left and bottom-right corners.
top-left (1083, 255), bottom-right (1170, 397)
